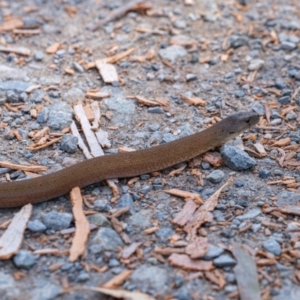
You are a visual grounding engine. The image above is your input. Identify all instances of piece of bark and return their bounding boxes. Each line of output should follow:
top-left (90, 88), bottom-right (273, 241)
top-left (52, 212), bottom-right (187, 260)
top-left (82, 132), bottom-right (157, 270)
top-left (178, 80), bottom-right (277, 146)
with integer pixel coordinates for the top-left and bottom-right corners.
top-left (0, 204), bottom-right (32, 259)
top-left (173, 199), bottom-right (199, 226)
top-left (69, 187), bottom-right (90, 262)
top-left (232, 244), bottom-right (260, 300)
top-left (185, 236), bottom-right (208, 259)
top-left (168, 253), bottom-right (213, 271)
top-left (96, 62), bottom-right (119, 83)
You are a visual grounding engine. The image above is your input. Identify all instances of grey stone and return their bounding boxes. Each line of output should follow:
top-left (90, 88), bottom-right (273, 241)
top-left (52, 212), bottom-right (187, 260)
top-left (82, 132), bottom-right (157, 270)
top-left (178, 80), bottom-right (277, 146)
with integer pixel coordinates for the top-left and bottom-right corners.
top-left (129, 209), bottom-right (152, 229)
top-left (263, 238), bottom-right (282, 256)
top-left (172, 20), bottom-right (186, 29)
top-left (129, 265), bottom-right (168, 293)
top-left (6, 90), bottom-right (19, 102)
top-left (48, 102), bottom-right (73, 130)
top-left (162, 132), bottom-right (178, 143)
top-left (13, 250), bottom-right (36, 269)
top-left (148, 106), bottom-right (164, 114)
top-left (229, 35), bottom-right (247, 48)
top-left (213, 254), bottom-right (236, 267)
top-left (92, 227), bottom-right (123, 251)
top-left (221, 145), bottom-right (256, 170)
top-left (213, 209), bottom-right (225, 222)
top-left (87, 213), bottom-right (111, 227)
top-left (59, 134), bottom-right (78, 153)
top-left (34, 51), bottom-right (44, 61)
top-left (42, 211), bottom-right (72, 230)
top-left (77, 271), bottom-right (90, 282)
top-left (73, 62), bottom-right (84, 73)
top-left (93, 199), bottom-right (111, 212)
top-left (281, 41), bottom-right (297, 51)
top-left (30, 282), bottom-right (61, 300)
top-left (155, 227), bottom-right (174, 241)
top-left (251, 223), bottom-right (261, 233)
top-left (104, 86), bottom-right (136, 124)
top-left (0, 65), bottom-right (27, 80)
top-left (159, 45), bottom-right (187, 63)
top-left (286, 111), bottom-right (297, 120)
top-left (0, 272), bottom-right (20, 299)
top-left (207, 169), bottom-right (225, 183)
top-left (278, 95), bottom-right (290, 105)
top-left (236, 208), bottom-right (261, 220)
top-left (27, 220), bottom-right (47, 232)
top-left (116, 193), bottom-right (135, 214)
top-left (276, 191), bottom-right (300, 207)
top-left (0, 80), bottom-right (31, 92)
top-left (186, 73), bottom-right (197, 82)
top-left (248, 59), bottom-right (264, 71)
top-left (62, 87), bottom-right (85, 104)
top-left (202, 244), bottom-right (225, 260)
top-left (270, 118), bottom-right (282, 126)
top-left (37, 107), bottom-right (49, 123)
top-left (251, 101), bottom-right (265, 115)
top-left (29, 89), bottom-right (45, 103)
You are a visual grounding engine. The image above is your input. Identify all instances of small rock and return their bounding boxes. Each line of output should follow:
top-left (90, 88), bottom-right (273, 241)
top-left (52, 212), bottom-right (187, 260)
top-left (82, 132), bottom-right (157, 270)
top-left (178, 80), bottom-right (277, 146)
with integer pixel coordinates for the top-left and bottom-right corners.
top-left (59, 134), bottom-right (78, 153)
top-left (13, 250), bottom-right (36, 269)
top-left (87, 213), bottom-right (111, 227)
top-left (251, 101), bottom-right (265, 115)
top-left (92, 227), bottom-right (123, 252)
top-left (155, 227), bottom-right (174, 241)
top-left (236, 208), bottom-right (261, 220)
top-left (278, 95), bottom-right (290, 105)
top-left (281, 41), bottom-right (297, 51)
top-left (248, 59), bottom-right (264, 71)
top-left (158, 45), bottom-right (187, 63)
top-left (263, 238), bottom-right (282, 256)
top-left (27, 220), bottom-right (47, 232)
top-left (213, 254), bottom-right (236, 267)
top-left (116, 193), bottom-right (135, 214)
top-left (207, 169), bottom-right (225, 183)
top-left (186, 73), bottom-right (197, 82)
top-left (42, 211), bottom-right (72, 230)
top-left (93, 199), bottom-right (111, 212)
top-left (221, 145), bottom-right (256, 170)
top-left (34, 51), bottom-right (44, 61)
top-left (202, 244), bottom-right (224, 260)
top-left (229, 35), bottom-right (247, 49)
top-left (251, 223), bottom-right (261, 233)
top-left (258, 169), bottom-right (271, 179)
top-left (37, 107), bottom-right (49, 123)
top-left (129, 265), bottom-right (168, 293)
top-left (148, 106), bottom-right (164, 114)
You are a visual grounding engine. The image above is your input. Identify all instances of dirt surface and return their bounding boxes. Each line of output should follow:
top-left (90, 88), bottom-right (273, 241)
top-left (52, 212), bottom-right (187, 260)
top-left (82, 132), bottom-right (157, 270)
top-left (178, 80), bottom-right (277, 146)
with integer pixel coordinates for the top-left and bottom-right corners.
top-left (1, 0), bottom-right (300, 299)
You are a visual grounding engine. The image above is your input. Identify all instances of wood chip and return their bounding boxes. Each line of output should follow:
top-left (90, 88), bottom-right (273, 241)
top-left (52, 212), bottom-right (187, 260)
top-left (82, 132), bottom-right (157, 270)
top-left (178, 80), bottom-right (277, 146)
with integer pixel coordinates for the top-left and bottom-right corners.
top-left (70, 121), bottom-right (92, 159)
top-left (91, 0), bottom-right (148, 31)
top-left (102, 269), bottom-right (133, 288)
top-left (0, 161), bottom-right (46, 172)
top-left (85, 91), bottom-right (111, 99)
top-left (179, 93), bottom-right (206, 106)
top-left (63, 286), bottom-right (155, 300)
top-left (164, 188), bottom-right (203, 205)
top-left (168, 253), bottom-right (213, 271)
top-left (96, 62), bottom-right (119, 83)
top-left (46, 42), bottom-right (60, 54)
top-left (173, 199), bottom-right (199, 226)
top-left (74, 104), bottom-right (104, 157)
top-left (185, 236), bottom-right (208, 259)
top-left (69, 187), bottom-right (90, 262)
top-left (271, 137), bottom-right (291, 147)
top-left (0, 204), bottom-right (32, 259)
top-left (121, 242), bottom-right (143, 259)
top-left (0, 45), bottom-right (31, 56)
top-left (232, 244), bottom-right (260, 300)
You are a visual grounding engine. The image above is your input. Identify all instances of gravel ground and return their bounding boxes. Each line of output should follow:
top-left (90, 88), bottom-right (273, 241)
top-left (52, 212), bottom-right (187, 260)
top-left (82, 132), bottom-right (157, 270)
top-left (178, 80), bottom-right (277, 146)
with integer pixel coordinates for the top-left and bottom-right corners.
top-left (1, 0), bottom-right (300, 299)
